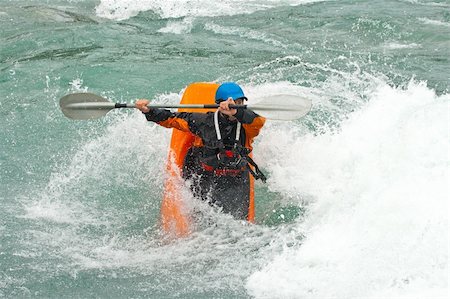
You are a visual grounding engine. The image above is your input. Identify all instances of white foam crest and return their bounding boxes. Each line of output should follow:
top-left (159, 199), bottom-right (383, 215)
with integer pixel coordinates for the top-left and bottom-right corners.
top-left (68, 77), bottom-right (88, 92)
top-left (418, 17), bottom-right (450, 28)
top-left (158, 17), bottom-right (194, 34)
top-left (400, 0), bottom-right (450, 7)
top-left (22, 198), bottom-right (100, 225)
top-left (95, 0), bottom-right (326, 21)
top-left (247, 81), bottom-right (449, 298)
top-left (383, 42), bottom-right (421, 50)
top-left (204, 22), bottom-right (287, 48)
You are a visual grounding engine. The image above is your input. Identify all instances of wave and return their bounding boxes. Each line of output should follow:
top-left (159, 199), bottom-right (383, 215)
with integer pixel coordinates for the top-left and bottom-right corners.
top-left (418, 17), bottom-right (450, 28)
top-left (382, 42), bottom-right (421, 50)
top-left (95, 0), bottom-right (326, 21)
top-left (247, 81), bottom-right (449, 298)
top-left (204, 22), bottom-right (287, 47)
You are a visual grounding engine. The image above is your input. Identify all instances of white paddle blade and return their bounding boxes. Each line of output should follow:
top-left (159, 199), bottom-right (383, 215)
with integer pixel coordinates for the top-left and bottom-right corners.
top-left (251, 94), bottom-right (312, 120)
top-left (60, 93), bottom-right (115, 120)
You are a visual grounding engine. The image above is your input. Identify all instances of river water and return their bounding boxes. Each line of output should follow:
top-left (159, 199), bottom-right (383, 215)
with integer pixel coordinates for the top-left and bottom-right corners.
top-left (1, 0), bottom-right (449, 298)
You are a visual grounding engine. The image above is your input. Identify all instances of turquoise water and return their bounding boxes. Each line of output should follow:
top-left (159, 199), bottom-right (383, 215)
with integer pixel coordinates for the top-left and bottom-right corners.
top-left (1, 0), bottom-right (449, 298)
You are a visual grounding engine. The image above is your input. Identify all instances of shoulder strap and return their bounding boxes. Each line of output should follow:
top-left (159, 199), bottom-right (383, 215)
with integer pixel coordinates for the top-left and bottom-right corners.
top-left (214, 110), bottom-right (222, 141)
top-left (214, 110), bottom-right (241, 143)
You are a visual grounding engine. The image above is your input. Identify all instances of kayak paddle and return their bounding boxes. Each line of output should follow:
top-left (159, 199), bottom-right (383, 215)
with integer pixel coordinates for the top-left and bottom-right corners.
top-left (60, 92), bottom-right (312, 121)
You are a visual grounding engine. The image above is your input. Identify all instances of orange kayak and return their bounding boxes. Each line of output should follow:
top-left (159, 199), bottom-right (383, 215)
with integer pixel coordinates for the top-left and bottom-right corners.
top-left (159, 82), bottom-right (255, 237)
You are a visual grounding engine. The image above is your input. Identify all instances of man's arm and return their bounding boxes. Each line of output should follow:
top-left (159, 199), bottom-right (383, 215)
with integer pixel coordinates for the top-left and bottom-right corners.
top-left (135, 99), bottom-right (202, 133)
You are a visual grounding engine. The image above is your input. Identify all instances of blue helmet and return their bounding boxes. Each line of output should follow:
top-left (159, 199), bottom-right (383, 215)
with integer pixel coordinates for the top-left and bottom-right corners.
top-left (215, 82), bottom-right (248, 104)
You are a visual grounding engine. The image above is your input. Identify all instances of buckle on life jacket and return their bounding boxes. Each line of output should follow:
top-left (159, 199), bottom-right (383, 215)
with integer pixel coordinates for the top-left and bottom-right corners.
top-left (224, 150), bottom-right (234, 158)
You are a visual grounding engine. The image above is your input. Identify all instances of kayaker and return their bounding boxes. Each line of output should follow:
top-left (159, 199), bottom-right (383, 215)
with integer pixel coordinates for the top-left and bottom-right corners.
top-left (136, 82), bottom-right (266, 220)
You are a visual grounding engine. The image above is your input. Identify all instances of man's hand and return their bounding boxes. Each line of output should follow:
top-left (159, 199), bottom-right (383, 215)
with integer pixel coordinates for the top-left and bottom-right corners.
top-left (135, 99), bottom-right (150, 113)
top-left (218, 97), bottom-right (237, 116)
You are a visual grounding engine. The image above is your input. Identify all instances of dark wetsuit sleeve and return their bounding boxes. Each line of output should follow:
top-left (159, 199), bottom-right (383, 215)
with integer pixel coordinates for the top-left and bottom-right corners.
top-left (143, 109), bottom-right (202, 134)
top-left (235, 109), bottom-right (266, 142)
top-left (144, 108), bottom-right (173, 123)
top-left (234, 109), bottom-right (258, 124)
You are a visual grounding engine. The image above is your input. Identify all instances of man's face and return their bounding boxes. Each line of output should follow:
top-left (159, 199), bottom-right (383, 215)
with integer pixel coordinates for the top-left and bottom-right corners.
top-left (225, 98), bottom-right (244, 121)
top-left (234, 98), bottom-right (244, 105)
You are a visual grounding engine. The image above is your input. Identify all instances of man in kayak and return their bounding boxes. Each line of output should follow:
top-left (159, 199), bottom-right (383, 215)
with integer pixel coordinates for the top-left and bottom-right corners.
top-left (136, 82), bottom-right (266, 220)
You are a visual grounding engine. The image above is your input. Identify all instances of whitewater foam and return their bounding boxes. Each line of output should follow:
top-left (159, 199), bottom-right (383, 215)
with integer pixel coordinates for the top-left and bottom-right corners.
top-left (204, 22), bottom-right (287, 47)
top-left (247, 81), bottom-right (449, 298)
top-left (95, 0), bottom-right (326, 21)
top-left (158, 17), bottom-right (195, 34)
top-left (383, 42), bottom-right (421, 50)
top-left (418, 18), bottom-right (450, 28)
top-left (22, 111), bottom-right (171, 224)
